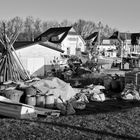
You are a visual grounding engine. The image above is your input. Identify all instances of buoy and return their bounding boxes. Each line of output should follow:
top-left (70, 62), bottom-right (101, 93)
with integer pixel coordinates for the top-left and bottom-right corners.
top-left (45, 94), bottom-right (55, 108)
top-left (26, 95), bottom-right (36, 106)
top-left (36, 95), bottom-right (45, 107)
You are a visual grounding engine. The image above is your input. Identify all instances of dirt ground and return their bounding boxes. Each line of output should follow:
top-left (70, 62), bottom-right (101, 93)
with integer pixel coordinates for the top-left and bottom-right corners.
top-left (0, 99), bottom-right (140, 140)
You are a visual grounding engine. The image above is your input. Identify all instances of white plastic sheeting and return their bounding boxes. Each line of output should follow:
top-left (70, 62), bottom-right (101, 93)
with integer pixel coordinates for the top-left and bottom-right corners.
top-left (31, 77), bottom-right (77, 102)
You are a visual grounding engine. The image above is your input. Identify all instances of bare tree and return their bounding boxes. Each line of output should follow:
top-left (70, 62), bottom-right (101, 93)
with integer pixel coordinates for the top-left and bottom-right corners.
top-left (82, 21), bottom-right (97, 38)
top-left (24, 16), bottom-right (34, 41)
top-left (42, 20), bottom-right (59, 32)
top-left (73, 19), bottom-right (86, 37)
top-left (33, 18), bottom-right (42, 38)
top-left (0, 17), bottom-right (23, 41)
top-left (60, 19), bottom-right (72, 27)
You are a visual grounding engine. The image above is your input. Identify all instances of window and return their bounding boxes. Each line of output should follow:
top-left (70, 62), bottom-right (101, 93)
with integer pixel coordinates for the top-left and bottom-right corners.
top-left (67, 47), bottom-right (70, 55)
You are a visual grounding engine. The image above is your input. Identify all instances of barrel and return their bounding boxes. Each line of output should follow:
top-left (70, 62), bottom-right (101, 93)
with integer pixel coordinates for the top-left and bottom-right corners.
top-left (25, 87), bottom-right (36, 96)
top-left (26, 95), bottom-right (36, 106)
top-left (120, 76), bottom-right (125, 91)
top-left (3, 89), bottom-right (23, 103)
top-left (45, 94), bottom-right (55, 108)
top-left (103, 75), bottom-right (112, 90)
top-left (0, 76), bottom-right (3, 83)
top-left (36, 95), bottom-right (45, 108)
top-left (111, 79), bottom-right (121, 92)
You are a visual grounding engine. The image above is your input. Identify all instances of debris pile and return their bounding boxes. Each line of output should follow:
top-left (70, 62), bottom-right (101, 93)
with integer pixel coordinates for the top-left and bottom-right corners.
top-left (0, 76), bottom-right (108, 118)
top-left (0, 72), bottom-right (139, 119)
top-left (121, 83), bottom-right (140, 100)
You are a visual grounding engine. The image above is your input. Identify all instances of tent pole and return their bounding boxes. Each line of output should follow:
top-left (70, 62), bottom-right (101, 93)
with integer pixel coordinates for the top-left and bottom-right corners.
top-left (11, 45), bottom-right (30, 80)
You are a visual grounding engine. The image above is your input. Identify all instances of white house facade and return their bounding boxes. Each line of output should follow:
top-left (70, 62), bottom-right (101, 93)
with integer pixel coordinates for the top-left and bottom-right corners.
top-left (97, 39), bottom-right (117, 57)
top-left (15, 42), bottom-right (63, 77)
top-left (61, 28), bottom-right (86, 56)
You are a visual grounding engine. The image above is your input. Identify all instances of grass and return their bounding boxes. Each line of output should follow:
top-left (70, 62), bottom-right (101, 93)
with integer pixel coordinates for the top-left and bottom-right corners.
top-left (0, 100), bottom-right (140, 140)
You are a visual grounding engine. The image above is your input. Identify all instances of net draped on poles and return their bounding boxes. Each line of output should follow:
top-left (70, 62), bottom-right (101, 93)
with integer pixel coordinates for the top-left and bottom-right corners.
top-left (0, 22), bottom-right (30, 82)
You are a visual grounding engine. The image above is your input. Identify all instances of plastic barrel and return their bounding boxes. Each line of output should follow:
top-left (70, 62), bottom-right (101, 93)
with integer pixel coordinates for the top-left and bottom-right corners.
top-left (45, 94), bottom-right (55, 108)
top-left (36, 95), bottom-right (45, 108)
top-left (26, 95), bottom-right (36, 106)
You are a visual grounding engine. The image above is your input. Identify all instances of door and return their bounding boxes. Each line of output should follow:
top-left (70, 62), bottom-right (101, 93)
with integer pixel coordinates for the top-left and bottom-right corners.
top-left (27, 57), bottom-right (45, 76)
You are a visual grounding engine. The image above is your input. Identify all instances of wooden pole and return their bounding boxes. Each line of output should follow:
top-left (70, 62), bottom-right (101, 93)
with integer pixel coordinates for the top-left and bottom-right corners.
top-left (7, 53), bottom-right (12, 80)
top-left (6, 35), bottom-right (30, 80)
top-left (11, 45), bottom-right (30, 80)
top-left (98, 22), bottom-right (101, 46)
top-left (9, 51), bottom-right (20, 81)
top-left (121, 41), bottom-right (124, 69)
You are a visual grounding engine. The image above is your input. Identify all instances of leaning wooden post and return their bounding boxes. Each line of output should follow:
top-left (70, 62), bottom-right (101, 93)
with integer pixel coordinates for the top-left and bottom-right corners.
top-left (11, 46), bottom-right (31, 80)
top-left (121, 41), bottom-right (124, 69)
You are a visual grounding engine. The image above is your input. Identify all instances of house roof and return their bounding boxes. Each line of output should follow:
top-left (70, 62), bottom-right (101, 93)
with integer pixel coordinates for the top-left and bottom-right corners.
top-left (14, 41), bottom-right (34, 49)
top-left (39, 41), bottom-right (64, 53)
top-left (109, 31), bottom-right (132, 41)
top-left (0, 40), bottom-right (64, 53)
top-left (120, 32), bottom-right (131, 40)
top-left (131, 33), bottom-right (140, 45)
top-left (85, 32), bottom-right (98, 40)
top-left (68, 28), bottom-right (78, 35)
top-left (34, 26), bottom-right (72, 43)
top-left (0, 41), bottom-right (34, 52)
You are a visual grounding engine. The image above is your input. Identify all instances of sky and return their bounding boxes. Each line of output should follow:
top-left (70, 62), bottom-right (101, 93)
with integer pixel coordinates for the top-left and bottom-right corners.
top-left (0, 0), bottom-right (140, 32)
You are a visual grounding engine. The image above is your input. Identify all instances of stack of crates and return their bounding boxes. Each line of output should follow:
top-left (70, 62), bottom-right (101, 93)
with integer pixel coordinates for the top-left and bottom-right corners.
top-left (125, 71), bottom-right (140, 91)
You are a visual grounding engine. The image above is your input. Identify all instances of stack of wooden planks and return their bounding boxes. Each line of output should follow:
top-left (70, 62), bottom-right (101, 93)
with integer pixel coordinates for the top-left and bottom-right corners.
top-left (0, 22), bottom-right (30, 83)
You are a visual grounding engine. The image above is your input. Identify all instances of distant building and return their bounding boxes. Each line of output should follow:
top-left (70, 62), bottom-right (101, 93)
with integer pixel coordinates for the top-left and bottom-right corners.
top-left (34, 27), bottom-right (86, 56)
top-left (85, 32), bottom-right (117, 57)
top-left (109, 31), bottom-right (140, 68)
top-left (109, 31), bottom-right (140, 58)
top-left (61, 27), bottom-right (86, 56)
top-left (97, 39), bottom-right (117, 57)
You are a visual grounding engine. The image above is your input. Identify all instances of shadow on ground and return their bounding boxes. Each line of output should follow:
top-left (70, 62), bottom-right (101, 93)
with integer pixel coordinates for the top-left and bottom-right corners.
top-left (75, 99), bottom-right (140, 115)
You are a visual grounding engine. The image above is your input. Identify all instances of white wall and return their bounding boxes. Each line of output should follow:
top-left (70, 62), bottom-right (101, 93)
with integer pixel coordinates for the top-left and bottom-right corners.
top-left (15, 44), bottom-right (62, 76)
top-left (97, 45), bottom-right (117, 57)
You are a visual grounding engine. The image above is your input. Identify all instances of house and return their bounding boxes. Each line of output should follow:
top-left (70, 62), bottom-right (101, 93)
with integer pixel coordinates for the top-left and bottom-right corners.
top-left (97, 39), bottom-right (117, 57)
top-left (35, 27), bottom-right (86, 56)
top-left (8, 41), bottom-right (64, 77)
top-left (14, 41), bottom-right (64, 77)
top-left (85, 32), bottom-right (99, 46)
top-left (85, 32), bottom-right (117, 57)
top-left (109, 31), bottom-right (132, 57)
top-left (61, 27), bottom-right (86, 56)
top-left (0, 27), bottom-right (72, 77)
top-left (109, 31), bottom-right (140, 68)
